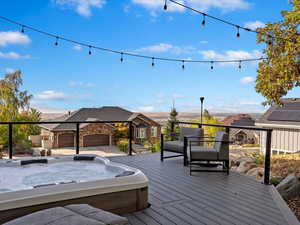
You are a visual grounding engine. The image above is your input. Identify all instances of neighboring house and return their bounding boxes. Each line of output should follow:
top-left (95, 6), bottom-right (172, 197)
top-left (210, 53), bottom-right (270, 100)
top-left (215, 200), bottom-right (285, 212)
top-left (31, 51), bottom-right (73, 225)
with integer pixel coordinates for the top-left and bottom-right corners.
top-left (256, 98), bottom-right (300, 154)
top-left (39, 107), bottom-right (161, 148)
top-left (223, 114), bottom-right (259, 145)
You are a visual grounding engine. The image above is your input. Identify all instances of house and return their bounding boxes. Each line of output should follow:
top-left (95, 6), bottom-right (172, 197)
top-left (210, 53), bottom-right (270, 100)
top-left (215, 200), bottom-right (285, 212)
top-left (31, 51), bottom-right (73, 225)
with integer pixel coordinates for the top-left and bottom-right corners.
top-left (223, 114), bottom-right (259, 145)
top-left (256, 98), bottom-right (300, 154)
top-left (39, 107), bottom-right (161, 148)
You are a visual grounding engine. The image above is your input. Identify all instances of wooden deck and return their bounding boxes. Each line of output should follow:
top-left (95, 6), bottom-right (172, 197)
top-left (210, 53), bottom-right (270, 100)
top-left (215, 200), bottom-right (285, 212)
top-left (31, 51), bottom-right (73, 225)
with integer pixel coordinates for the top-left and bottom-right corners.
top-left (110, 153), bottom-right (298, 225)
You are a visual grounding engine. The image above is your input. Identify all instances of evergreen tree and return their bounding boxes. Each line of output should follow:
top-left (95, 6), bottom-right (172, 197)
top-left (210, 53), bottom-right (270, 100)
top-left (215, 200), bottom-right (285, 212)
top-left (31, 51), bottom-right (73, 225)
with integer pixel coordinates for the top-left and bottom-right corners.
top-left (164, 107), bottom-right (180, 140)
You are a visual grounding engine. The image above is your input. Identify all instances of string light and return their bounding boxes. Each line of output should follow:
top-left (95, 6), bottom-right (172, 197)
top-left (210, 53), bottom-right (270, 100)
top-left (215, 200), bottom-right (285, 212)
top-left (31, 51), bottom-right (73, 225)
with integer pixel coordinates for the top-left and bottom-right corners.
top-left (88, 46), bottom-right (92, 55)
top-left (182, 60), bottom-right (185, 70)
top-left (120, 52), bottom-right (124, 62)
top-left (152, 57), bottom-right (155, 66)
top-left (236, 26), bottom-right (240, 38)
top-left (210, 61), bottom-right (214, 70)
top-left (55, 36), bottom-right (59, 46)
top-left (0, 15), bottom-right (267, 67)
top-left (238, 60), bottom-right (242, 70)
top-left (21, 25), bottom-right (24, 33)
top-left (201, 13), bottom-right (206, 27)
top-left (164, 0), bottom-right (168, 10)
top-left (168, 0), bottom-right (286, 44)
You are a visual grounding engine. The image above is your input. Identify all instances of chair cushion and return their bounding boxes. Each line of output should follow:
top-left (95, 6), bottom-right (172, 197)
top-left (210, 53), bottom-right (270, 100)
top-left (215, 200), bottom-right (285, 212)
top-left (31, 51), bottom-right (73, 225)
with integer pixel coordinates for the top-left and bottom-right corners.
top-left (163, 141), bottom-right (184, 153)
top-left (179, 127), bottom-right (203, 143)
top-left (3, 207), bottom-right (105, 225)
top-left (190, 146), bottom-right (218, 160)
top-left (213, 131), bottom-right (229, 160)
top-left (65, 204), bottom-right (128, 225)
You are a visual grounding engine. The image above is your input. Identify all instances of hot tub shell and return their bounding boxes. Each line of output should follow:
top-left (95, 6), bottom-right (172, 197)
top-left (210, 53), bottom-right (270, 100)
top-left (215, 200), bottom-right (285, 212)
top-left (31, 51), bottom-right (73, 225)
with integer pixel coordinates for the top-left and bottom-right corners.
top-left (0, 155), bottom-right (148, 223)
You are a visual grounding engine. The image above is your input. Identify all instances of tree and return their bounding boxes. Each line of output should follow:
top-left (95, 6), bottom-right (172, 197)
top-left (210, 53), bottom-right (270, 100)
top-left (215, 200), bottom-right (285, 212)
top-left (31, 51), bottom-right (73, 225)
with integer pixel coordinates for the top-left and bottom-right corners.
top-left (164, 107), bottom-right (180, 140)
top-left (255, 0), bottom-right (300, 105)
top-left (192, 109), bottom-right (223, 138)
top-left (0, 70), bottom-right (41, 147)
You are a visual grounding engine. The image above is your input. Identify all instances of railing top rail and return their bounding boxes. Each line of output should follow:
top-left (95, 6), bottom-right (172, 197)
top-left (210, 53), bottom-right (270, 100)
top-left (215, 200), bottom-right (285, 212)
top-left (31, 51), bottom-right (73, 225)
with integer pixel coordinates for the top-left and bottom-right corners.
top-left (0, 120), bottom-right (132, 125)
top-left (175, 121), bottom-right (273, 132)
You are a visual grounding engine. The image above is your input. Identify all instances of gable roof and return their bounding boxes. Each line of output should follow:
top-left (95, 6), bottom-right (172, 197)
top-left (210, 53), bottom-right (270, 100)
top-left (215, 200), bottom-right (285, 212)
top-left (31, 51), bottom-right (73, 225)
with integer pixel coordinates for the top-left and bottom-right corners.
top-left (40, 106), bottom-right (159, 131)
top-left (256, 98), bottom-right (300, 126)
top-left (223, 114), bottom-right (255, 126)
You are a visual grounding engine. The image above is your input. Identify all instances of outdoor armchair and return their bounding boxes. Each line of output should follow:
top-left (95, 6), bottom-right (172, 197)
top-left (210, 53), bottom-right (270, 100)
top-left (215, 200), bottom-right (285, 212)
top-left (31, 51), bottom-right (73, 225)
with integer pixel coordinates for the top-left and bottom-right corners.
top-left (189, 131), bottom-right (230, 174)
top-left (160, 127), bottom-right (204, 166)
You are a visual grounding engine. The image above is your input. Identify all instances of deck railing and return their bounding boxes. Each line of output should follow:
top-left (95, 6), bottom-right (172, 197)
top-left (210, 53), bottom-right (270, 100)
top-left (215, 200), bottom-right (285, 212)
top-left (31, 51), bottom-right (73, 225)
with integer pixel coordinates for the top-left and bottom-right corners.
top-left (173, 121), bottom-right (273, 185)
top-left (0, 120), bottom-right (134, 159)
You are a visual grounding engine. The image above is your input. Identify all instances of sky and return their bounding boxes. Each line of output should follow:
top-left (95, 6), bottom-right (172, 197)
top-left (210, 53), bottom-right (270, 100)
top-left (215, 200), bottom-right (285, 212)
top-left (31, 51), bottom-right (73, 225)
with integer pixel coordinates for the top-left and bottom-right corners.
top-left (0, 0), bottom-right (296, 114)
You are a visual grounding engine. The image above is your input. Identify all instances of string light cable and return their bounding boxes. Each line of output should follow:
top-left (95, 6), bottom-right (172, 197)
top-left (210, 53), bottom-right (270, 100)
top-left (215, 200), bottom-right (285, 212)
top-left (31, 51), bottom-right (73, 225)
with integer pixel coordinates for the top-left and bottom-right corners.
top-left (0, 15), bottom-right (266, 68)
top-left (166, 0), bottom-right (285, 43)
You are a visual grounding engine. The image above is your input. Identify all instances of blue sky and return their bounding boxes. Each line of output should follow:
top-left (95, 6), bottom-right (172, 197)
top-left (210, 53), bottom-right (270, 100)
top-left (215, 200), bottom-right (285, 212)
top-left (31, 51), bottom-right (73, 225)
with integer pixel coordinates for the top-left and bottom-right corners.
top-left (0, 0), bottom-right (296, 113)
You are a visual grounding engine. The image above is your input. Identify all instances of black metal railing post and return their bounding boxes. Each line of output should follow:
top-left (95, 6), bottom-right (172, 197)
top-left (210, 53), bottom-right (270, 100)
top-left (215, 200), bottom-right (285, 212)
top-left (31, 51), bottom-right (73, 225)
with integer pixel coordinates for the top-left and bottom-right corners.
top-left (129, 121), bottom-right (133, 155)
top-left (264, 130), bottom-right (272, 185)
top-left (8, 123), bottom-right (13, 159)
top-left (76, 123), bottom-right (80, 155)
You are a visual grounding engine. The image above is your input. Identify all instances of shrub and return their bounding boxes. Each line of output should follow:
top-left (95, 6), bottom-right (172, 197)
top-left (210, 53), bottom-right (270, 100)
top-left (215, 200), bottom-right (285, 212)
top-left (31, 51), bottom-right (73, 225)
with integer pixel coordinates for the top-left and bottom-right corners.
top-left (144, 141), bottom-right (161, 153)
top-left (117, 140), bottom-right (129, 153)
top-left (246, 152), bottom-right (265, 166)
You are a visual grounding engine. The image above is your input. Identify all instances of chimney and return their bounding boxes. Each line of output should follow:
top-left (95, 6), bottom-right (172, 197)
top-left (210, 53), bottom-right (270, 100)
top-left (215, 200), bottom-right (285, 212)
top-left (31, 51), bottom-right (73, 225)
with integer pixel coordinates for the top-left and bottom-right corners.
top-left (68, 111), bottom-right (71, 116)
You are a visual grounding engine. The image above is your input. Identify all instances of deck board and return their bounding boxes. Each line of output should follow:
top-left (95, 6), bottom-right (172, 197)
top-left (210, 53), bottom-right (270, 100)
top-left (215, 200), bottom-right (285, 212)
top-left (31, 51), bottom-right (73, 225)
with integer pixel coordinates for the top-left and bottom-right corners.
top-left (110, 153), bottom-right (291, 225)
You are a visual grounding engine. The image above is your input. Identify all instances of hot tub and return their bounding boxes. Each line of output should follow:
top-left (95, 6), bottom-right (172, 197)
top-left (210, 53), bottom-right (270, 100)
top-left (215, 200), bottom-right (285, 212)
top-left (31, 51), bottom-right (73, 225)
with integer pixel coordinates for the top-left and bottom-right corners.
top-left (0, 155), bottom-right (148, 223)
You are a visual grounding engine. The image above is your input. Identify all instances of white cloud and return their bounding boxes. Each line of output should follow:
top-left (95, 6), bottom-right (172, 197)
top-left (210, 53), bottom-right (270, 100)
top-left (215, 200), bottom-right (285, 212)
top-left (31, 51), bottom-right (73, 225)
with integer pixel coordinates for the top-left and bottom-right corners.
top-left (138, 106), bottom-right (155, 112)
top-left (68, 81), bottom-right (95, 88)
top-left (135, 43), bottom-right (196, 55)
top-left (132, 0), bottom-right (184, 12)
top-left (240, 76), bottom-right (255, 84)
top-left (132, 0), bottom-right (249, 13)
top-left (199, 49), bottom-right (262, 66)
top-left (172, 93), bottom-right (185, 99)
top-left (53, 0), bottom-right (106, 17)
top-left (73, 44), bottom-right (82, 50)
top-left (0, 31), bottom-right (31, 47)
top-left (199, 40), bottom-right (208, 44)
top-left (244, 21), bottom-right (265, 30)
top-left (0, 51), bottom-right (30, 60)
top-left (35, 90), bottom-right (67, 100)
top-left (5, 68), bottom-right (17, 74)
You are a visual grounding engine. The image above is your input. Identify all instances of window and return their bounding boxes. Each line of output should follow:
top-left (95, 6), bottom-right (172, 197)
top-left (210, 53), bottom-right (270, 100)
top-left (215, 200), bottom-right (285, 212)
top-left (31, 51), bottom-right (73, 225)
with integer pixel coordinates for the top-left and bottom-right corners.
top-left (136, 128), bottom-right (146, 139)
top-left (151, 127), bottom-right (157, 137)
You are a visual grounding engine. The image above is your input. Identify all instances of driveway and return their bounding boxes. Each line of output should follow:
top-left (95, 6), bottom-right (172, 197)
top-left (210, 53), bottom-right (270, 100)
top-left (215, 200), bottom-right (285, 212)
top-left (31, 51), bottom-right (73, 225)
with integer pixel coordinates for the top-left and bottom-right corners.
top-left (50, 145), bottom-right (126, 157)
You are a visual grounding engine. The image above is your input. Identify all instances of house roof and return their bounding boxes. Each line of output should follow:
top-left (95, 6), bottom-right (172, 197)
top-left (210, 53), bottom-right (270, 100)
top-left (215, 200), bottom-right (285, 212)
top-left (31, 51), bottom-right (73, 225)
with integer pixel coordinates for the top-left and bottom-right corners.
top-left (223, 114), bottom-right (255, 126)
top-left (256, 98), bottom-right (300, 127)
top-left (40, 106), bottom-right (159, 131)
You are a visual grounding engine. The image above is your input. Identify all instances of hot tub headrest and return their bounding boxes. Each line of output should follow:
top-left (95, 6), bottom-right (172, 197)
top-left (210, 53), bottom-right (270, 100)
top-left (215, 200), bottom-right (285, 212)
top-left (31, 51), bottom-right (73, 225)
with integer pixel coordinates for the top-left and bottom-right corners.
top-left (115, 171), bottom-right (135, 177)
top-left (21, 159), bottom-right (48, 166)
top-left (73, 155), bottom-right (95, 161)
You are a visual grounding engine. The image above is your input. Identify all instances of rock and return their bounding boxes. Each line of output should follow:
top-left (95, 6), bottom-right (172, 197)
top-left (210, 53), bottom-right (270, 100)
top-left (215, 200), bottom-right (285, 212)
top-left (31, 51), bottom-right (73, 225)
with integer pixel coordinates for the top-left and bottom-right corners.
top-left (40, 149), bottom-right (46, 156)
top-left (235, 157), bottom-right (254, 166)
top-left (246, 167), bottom-right (264, 180)
top-left (32, 149), bottom-right (41, 157)
top-left (46, 149), bottom-right (52, 156)
top-left (236, 161), bottom-right (256, 174)
top-left (276, 174), bottom-right (300, 201)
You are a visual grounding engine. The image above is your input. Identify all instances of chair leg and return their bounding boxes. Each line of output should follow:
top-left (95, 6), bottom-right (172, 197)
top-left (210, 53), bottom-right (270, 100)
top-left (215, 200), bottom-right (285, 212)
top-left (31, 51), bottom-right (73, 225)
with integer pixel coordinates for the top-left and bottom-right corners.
top-left (225, 160), bottom-right (229, 175)
top-left (160, 148), bottom-right (164, 162)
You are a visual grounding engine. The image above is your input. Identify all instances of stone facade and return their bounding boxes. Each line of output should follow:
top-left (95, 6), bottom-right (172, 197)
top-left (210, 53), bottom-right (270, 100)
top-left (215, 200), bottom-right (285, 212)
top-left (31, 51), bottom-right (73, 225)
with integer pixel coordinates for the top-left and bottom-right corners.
top-left (79, 123), bottom-right (114, 146)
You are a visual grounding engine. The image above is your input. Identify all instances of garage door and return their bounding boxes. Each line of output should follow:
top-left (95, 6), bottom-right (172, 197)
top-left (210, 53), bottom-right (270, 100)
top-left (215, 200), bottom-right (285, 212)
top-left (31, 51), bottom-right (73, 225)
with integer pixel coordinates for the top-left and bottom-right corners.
top-left (83, 134), bottom-right (109, 147)
top-left (58, 133), bottom-right (74, 148)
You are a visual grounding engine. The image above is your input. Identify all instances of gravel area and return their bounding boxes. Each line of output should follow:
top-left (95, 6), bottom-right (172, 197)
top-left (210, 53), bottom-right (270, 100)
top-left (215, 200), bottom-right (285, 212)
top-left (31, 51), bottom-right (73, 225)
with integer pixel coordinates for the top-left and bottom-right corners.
top-left (287, 197), bottom-right (300, 221)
